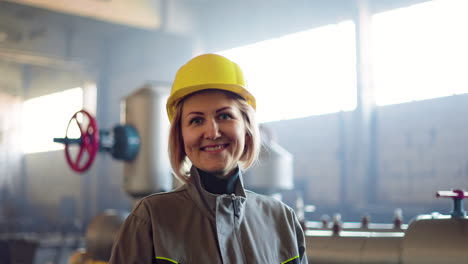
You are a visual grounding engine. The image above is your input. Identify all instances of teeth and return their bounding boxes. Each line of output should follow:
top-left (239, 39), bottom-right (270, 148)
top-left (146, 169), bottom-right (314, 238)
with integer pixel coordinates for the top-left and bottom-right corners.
top-left (204, 145), bottom-right (224, 151)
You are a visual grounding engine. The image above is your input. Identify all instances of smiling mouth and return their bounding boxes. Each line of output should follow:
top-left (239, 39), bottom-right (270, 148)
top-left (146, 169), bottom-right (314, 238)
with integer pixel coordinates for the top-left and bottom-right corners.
top-left (201, 144), bottom-right (229, 151)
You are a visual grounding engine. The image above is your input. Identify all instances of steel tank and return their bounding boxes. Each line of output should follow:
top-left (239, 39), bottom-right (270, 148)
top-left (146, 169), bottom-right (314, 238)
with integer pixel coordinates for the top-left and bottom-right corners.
top-left (243, 126), bottom-right (293, 193)
top-left (122, 84), bottom-right (172, 198)
top-left (401, 189), bottom-right (468, 264)
top-left (306, 215), bottom-right (468, 264)
top-left (401, 215), bottom-right (468, 264)
top-left (306, 232), bottom-right (403, 264)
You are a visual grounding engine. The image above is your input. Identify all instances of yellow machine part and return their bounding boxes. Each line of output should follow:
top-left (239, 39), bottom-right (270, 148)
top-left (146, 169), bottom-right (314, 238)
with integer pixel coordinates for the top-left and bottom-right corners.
top-left (68, 249), bottom-right (108, 264)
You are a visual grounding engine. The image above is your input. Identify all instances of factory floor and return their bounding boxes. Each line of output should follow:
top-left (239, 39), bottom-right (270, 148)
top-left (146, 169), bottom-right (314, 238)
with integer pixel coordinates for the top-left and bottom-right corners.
top-left (35, 247), bottom-right (77, 264)
top-left (2, 232), bottom-right (84, 264)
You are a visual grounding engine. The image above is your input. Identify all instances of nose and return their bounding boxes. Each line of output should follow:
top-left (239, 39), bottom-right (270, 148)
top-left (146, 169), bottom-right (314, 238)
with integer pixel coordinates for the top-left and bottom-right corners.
top-left (204, 119), bottom-right (221, 140)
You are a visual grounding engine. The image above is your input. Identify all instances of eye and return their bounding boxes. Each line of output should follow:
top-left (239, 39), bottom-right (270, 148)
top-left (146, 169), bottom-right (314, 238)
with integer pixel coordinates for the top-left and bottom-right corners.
top-left (189, 116), bottom-right (203, 125)
top-left (218, 113), bottom-right (233, 120)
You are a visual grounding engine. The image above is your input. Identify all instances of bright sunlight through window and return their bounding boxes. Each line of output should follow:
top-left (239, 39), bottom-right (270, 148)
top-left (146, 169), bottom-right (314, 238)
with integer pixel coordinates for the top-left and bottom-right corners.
top-left (218, 21), bottom-right (356, 123)
top-left (372, 0), bottom-right (468, 106)
top-left (22, 87), bottom-right (83, 154)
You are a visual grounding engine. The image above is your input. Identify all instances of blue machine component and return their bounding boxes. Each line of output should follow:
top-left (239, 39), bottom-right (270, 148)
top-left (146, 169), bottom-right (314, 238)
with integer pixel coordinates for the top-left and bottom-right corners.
top-left (110, 125), bottom-right (140, 161)
top-left (451, 194), bottom-right (466, 218)
top-left (56, 125), bottom-right (140, 163)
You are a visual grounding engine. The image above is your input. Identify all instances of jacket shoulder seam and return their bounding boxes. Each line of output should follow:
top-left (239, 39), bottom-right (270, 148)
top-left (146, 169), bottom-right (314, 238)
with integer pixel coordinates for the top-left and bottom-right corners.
top-left (144, 185), bottom-right (188, 198)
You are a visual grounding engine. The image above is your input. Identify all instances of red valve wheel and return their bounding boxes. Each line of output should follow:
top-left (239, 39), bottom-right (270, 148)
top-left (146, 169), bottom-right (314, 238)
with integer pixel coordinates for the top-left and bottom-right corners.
top-left (64, 109), bottom-right (99, 173)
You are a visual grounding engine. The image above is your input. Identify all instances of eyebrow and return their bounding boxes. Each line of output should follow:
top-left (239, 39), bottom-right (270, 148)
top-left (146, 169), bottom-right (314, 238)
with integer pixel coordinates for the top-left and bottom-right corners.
top-left (185, 111), bottom-right (204, 117)
top-left (185, 107), bottom-right (232, 117)
top-left (216, 107), bottom-right (232, 113)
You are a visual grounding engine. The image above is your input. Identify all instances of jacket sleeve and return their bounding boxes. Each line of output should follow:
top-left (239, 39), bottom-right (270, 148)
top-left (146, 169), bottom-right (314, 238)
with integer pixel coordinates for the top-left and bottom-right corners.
top-left (292, 209), bottom-right (308, 264)
top-left (108, 213), bottom-right (156, 264)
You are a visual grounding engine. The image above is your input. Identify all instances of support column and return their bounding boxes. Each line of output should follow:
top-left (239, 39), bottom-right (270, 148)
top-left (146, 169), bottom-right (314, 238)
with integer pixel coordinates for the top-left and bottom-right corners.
top-left (348, 0), bottom-right (378, 208)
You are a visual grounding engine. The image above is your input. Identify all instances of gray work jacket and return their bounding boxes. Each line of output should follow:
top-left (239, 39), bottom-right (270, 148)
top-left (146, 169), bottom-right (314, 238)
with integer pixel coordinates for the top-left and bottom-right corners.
top-left (109, 167), bottom-right (307, 264)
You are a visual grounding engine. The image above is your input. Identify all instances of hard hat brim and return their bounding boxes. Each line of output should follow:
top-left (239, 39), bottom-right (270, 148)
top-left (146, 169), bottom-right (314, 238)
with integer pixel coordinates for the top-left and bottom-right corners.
top-left (166, 83), bottom-right (256, 121)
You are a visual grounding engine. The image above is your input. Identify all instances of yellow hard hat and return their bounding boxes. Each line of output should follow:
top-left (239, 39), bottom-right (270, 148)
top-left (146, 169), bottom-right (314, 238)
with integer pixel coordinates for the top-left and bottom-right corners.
top-left (166, 53), bottom-right (256, 121)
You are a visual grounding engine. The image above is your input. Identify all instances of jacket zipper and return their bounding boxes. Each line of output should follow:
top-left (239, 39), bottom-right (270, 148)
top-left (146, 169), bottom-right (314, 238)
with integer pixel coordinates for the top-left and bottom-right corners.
top-left (231, 194), bottom-right (240, 218)
top-left (230, 193), bottom-right (248, 262)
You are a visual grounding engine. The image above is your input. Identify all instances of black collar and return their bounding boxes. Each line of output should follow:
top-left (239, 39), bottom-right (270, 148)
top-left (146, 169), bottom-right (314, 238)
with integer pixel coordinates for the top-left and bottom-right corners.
top-left (198, 168), bottom-right (239, 195)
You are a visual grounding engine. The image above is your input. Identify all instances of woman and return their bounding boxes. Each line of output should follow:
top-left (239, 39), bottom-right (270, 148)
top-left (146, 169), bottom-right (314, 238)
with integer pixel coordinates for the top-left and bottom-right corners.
top-left (109, 54), bottom-right (307, 263)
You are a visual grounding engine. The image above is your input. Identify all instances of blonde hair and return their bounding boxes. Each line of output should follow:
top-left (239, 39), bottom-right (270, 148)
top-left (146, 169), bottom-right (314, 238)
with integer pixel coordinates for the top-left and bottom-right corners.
top-left (168, 90), bottom-right (260, 183)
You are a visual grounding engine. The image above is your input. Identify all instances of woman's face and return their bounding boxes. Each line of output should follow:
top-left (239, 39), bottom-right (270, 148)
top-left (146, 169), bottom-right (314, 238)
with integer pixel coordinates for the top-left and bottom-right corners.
top-left (181, 90), bottom-right (247, 179)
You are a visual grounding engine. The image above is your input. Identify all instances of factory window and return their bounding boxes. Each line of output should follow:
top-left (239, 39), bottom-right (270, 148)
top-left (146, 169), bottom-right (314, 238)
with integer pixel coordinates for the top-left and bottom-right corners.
top-left (22, 87), bottom-right (84, 154)
top-left (373, 0), bottom-right (468, 106)
top-left (218, 21), bottom-right (357, 123)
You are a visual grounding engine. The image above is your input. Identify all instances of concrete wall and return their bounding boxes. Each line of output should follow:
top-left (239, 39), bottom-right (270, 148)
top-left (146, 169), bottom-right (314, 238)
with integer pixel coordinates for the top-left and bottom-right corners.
top-left (377, 95), bottom-right (468, 204)
top-left (263, 113), bottom-right (344, 206)
top-left (265, 94), bottom-right (468, 222)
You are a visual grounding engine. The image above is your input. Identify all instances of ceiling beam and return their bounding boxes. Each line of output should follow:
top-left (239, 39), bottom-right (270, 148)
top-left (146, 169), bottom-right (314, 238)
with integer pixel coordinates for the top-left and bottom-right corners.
top-left (3, 0), bottom-right (161, 29)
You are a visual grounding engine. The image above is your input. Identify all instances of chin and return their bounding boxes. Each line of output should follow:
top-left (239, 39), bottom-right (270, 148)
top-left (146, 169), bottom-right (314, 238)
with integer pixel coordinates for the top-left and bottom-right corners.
top-left (202, 166), bottom-right (231, 178)
top-left (203, 167), bottom-right (225, 174)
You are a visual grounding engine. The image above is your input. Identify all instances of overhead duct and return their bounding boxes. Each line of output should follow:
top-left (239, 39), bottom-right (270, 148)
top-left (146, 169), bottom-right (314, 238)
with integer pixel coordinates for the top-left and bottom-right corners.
top-left (3, 0), bottom-right (161, 29)
top-left (0, 47), bottom-right (85, 70)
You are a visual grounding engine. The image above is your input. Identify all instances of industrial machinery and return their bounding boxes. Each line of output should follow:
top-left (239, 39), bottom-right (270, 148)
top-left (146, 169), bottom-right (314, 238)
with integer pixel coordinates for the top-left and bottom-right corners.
top-left (67, 210), bottom-right (127, 264)
top-left (53, 109), bottom-right (140, 173)
top-left (53, 86), bottom-right (468, 264)
top-left (66, 188), bottom-right (468, 264)
top-left (53, 85), bottom-right (173, 263)
top-left (306, 189), bottom-right (468, 264)
top-left (54, 84), bottom-right (173, 198)
top-left (84, 210), bottom-right (128, 263)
